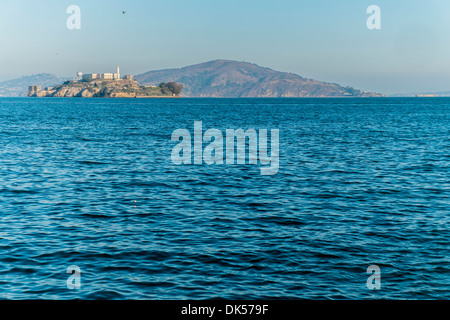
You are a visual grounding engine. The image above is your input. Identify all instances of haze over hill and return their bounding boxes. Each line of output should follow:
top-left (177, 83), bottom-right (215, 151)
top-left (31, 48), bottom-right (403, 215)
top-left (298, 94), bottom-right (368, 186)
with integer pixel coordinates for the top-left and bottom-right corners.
top-left (135, 60), bottom-right (382, 98)
top-left (0, 74), bottom-right (68, 97)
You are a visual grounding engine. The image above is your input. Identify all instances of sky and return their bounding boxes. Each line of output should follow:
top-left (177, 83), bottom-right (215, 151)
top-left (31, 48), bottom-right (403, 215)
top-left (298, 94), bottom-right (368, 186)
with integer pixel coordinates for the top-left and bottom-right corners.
top-left (1, 0), bottom-right (450, 94)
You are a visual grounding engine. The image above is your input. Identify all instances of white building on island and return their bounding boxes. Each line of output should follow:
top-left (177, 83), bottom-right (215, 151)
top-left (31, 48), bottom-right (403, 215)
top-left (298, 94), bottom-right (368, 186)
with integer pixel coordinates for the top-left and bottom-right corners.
top-left (82, 66), bottom-right (121, 81)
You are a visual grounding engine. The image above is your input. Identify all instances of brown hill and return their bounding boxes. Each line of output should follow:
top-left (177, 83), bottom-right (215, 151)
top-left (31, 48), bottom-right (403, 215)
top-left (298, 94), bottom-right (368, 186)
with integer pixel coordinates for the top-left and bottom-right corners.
top-left (135, 60), bottom-right (382, 98)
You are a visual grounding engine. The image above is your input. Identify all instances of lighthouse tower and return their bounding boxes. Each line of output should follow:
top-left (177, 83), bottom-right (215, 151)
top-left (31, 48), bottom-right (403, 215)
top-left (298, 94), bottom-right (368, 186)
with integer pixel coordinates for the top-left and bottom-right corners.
top-left (117, 66), bottom-right (120, 79)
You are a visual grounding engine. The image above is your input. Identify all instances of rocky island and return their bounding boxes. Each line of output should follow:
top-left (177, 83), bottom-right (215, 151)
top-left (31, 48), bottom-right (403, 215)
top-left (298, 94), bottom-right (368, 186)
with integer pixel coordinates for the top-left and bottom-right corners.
top-left (28, 68), bottom-right (183, 98)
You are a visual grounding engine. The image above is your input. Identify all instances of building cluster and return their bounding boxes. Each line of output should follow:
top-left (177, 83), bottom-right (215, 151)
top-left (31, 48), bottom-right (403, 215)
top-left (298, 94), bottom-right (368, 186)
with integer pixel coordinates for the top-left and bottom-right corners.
top-left (81, 66), bottom-right (133, 81)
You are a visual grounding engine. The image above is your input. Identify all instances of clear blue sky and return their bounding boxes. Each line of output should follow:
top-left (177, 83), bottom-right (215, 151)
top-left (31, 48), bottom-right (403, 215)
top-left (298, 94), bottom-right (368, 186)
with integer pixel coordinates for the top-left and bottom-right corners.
top-left (1, 0), bottom-right (450, 94)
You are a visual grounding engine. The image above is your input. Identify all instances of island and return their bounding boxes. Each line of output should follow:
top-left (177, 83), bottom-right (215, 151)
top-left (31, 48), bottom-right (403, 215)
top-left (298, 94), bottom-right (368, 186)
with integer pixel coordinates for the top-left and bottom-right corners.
top-left (27, 67), bottom-right (183, 98)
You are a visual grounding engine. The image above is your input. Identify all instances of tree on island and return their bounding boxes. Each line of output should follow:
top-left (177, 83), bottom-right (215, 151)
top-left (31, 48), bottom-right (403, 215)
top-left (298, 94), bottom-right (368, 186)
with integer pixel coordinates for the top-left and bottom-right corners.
top-left (159, 82), bottom-right (183, 96)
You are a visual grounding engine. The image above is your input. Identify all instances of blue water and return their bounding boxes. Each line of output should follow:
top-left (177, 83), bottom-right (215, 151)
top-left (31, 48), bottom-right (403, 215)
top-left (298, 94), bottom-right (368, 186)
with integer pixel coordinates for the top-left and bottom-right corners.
top-left (0, 97), bottom-right (448, 299)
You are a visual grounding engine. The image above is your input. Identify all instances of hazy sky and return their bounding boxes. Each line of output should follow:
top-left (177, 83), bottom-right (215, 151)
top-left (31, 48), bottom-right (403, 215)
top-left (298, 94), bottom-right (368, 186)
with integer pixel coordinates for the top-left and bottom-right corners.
top-left (1, 0), bottom-right (450, 94)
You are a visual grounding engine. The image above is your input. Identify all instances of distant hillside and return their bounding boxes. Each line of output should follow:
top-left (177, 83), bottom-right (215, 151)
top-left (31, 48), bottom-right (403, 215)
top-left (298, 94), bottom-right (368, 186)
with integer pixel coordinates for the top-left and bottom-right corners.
top-left (0, 74), bottom-right (68, 97)
top-left (135, 60), bottom-right (382, 98)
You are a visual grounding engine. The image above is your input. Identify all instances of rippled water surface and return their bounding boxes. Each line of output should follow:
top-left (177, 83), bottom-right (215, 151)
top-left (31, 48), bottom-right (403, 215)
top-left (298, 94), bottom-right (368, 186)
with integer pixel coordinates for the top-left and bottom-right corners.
top-left (0, 97), bottom-right (448, 299)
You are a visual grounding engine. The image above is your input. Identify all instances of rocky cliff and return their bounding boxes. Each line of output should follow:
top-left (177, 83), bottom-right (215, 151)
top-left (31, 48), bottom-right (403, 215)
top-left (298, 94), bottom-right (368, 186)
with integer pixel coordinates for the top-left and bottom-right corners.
top-left (28, 79), bottom-right (181, 98)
